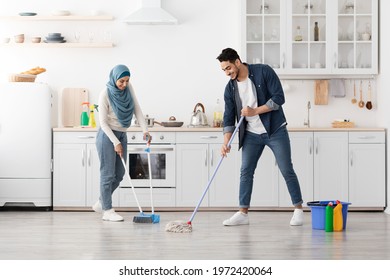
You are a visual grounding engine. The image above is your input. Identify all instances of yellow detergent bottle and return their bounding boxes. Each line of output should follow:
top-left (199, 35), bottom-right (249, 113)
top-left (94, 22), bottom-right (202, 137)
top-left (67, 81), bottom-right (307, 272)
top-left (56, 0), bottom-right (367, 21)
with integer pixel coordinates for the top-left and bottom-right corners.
top-left (333, 200), bottom-right (343, 231)
top-left (88, 104), bottom-right (98, 128)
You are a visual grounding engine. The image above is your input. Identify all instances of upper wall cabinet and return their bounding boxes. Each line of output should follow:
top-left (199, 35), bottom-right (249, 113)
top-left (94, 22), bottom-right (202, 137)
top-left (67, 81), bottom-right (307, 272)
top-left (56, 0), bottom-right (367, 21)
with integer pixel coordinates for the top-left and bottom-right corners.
top-left (242, 0), bottom-right (378, 76)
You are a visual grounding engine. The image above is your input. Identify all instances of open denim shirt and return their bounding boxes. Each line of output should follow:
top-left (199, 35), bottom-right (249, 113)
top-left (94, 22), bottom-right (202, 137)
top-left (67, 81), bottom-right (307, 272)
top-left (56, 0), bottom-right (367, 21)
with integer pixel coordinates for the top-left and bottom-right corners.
top-left (222, 63), bottom-right (287, 149)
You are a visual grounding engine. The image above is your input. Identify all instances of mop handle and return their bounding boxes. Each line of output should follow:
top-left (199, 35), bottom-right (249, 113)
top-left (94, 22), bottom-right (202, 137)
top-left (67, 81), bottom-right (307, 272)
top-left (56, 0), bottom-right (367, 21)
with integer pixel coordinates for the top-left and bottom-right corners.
top-left (188, 116), bottom-right (245, 223)
top-left (120, 156), bottom-right (144, 214)
top-left (146, 145), bottom-right (155, 214)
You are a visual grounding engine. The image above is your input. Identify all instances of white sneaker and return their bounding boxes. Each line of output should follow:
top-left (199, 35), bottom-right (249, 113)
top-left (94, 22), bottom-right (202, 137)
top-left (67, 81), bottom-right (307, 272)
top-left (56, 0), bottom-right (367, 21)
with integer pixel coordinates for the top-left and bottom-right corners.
top-left (290, 209), bottom-right (304, 226)
top-left (223, 211), bottom-right (249, 226)
top-left (102, 209), bottom-right (124, 222)
top-left (92, 200), bottom-right (102, 213)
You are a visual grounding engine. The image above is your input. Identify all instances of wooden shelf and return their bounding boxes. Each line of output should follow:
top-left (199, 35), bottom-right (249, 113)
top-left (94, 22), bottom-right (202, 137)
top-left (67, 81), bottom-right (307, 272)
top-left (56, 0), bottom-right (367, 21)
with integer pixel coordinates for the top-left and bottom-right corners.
top-left (1, 42), bottom-right (114, 48)
top-left (0, 15), bottom-right (114, 21)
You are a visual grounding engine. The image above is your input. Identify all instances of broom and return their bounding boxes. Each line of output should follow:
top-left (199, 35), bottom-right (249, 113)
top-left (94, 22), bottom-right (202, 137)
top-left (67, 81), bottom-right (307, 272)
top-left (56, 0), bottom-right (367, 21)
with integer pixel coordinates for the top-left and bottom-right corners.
top-left (165, 116), bottom-right (244, 233)
top-left (145, 141), bottom-right (160, 223)
top-left (120, 156), bottom-right (155, 223)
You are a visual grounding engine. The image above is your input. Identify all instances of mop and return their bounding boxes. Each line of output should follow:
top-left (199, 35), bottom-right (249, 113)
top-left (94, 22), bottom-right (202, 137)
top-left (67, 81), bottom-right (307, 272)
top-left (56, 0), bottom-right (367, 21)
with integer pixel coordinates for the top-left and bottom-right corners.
top-left (165, 116), bottom-right (244, 233)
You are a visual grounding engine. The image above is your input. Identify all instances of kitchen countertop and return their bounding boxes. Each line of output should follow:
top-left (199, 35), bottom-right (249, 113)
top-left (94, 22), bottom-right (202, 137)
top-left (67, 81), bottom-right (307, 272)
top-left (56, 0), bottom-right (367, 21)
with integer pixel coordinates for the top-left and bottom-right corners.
top-left (53, 126), bottom-right (386, 132)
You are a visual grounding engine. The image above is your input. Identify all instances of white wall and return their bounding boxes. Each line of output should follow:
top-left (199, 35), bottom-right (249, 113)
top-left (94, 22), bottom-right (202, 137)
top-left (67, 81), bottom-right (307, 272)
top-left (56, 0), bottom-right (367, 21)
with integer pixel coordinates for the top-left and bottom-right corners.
top-left (0, 0), bottom-right (382, 129)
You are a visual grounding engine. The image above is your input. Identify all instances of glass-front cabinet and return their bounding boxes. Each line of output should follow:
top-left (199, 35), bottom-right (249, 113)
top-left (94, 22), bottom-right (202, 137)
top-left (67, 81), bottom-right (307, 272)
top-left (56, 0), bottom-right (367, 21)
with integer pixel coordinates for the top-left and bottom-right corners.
top-left (242, 0), bottom-right (378, 76)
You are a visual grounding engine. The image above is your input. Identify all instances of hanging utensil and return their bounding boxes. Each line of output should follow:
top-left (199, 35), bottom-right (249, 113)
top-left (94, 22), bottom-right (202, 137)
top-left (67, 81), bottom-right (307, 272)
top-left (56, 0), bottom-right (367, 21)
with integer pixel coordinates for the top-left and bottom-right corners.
top-left (351, 81), bottom-right (357, 104)
top-left (358, 80), bottom-right (365, 108)
top-left (366, 80), bottom-right (373, 110)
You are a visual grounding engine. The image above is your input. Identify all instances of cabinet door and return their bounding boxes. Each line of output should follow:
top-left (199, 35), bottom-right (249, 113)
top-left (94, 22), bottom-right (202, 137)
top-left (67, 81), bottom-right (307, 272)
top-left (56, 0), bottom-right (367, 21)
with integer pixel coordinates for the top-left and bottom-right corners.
top-left (279, 132), bottom-right (314, 207)
top-left (243, 0), bottom-right (285, 73)
top-left (176, 144), bottom-right (209, 207)
top-left (349, 143), bottom-right (385, 207)
top-left (251, 146), bottom-right (279, 206)
top-left (85, 144), bottom-right (119, 208)
top-left (288, 0), bottom-right (329, 73)
top-left (314, 132), bottom-right (348, 201)
top-left (333, 0), bottom-right (378, 74)
top-left (208, 144), bottom-right (241, 207)
top-left (53, 143), bottom-right (86, 206)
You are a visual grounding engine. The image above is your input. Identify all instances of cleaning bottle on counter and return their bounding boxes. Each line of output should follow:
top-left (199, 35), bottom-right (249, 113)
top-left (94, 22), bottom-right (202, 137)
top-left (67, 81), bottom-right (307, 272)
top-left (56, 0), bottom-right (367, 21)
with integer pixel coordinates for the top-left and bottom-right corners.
top-left (213, 98), bottom-right (223, 127)
top-left (80, 102), bottom-right (90, 127)
top-left (333, 200), bottom-right (344, 231)
top-left (325, 202), bottom-right (333, 232)
top-left (88, 104), bottom-right (98, 128)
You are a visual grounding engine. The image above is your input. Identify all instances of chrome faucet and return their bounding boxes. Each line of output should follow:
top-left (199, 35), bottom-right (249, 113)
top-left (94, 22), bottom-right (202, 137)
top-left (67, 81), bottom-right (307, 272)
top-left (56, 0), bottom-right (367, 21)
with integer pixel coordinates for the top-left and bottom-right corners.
top-left (303, 101), bottom-right (311, 128)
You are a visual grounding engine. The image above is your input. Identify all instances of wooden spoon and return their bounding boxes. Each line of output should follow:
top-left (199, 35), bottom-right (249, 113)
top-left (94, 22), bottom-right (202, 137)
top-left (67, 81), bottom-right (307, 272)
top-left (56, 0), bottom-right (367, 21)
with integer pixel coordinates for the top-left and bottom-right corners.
top-left (366, 81), bottom-right (372, 110)
top-left (358, 80), bottom-right (365, 108)
top-left (351, 81), bottom-right (357, 104)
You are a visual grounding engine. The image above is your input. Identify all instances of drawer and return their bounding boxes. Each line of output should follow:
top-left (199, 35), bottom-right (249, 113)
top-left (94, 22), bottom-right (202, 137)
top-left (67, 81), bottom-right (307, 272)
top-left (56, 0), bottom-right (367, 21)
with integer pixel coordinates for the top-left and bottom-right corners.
top-left (349, 131), bottom-right (385, 143)
top-left (54, 132), bottom-right (96, 144)
top-left (176, 132), bottom-right (238, 144)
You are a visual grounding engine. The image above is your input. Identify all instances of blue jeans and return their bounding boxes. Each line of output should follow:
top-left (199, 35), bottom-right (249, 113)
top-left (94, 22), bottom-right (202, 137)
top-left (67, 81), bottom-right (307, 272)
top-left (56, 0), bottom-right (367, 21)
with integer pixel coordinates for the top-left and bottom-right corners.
top-left (96, 128), bottom-right (127, 211)
top-left (239, 126), bottom-right (303, 208)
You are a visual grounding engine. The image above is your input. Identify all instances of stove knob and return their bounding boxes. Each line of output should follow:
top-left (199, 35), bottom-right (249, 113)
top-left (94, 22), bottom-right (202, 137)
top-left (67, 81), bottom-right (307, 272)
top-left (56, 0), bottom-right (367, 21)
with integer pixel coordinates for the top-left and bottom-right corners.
top-left (160, 135), bottom-right (164, 140)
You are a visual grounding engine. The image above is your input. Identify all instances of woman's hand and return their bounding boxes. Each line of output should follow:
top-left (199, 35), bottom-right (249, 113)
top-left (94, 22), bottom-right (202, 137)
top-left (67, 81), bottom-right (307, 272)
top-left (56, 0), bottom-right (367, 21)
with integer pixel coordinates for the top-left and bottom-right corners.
top-left (144, 132), bottom-right (152, 144)
top-left (115, 143), bottom-right (123, 158)
top-left (221, 143), bottom-right (231, 157)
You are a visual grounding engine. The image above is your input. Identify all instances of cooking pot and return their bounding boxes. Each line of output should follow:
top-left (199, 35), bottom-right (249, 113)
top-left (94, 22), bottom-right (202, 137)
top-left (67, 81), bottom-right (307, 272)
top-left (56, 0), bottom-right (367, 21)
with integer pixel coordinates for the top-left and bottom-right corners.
top-left (133, 115), bottom-right (155, 127)
top-left (189, 103), bottom-right (209, 127)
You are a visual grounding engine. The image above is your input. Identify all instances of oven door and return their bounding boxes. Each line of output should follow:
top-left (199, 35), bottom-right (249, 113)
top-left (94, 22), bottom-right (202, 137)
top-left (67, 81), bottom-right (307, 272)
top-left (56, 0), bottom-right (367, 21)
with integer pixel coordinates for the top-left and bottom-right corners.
top-left (121, 144), bottom-right (175, 188)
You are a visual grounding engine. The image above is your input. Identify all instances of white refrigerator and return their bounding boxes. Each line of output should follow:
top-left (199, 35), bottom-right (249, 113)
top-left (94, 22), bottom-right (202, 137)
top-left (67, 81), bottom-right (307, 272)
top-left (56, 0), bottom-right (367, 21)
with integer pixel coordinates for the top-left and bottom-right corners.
top-left (0, 82), bottom-right (52, 208)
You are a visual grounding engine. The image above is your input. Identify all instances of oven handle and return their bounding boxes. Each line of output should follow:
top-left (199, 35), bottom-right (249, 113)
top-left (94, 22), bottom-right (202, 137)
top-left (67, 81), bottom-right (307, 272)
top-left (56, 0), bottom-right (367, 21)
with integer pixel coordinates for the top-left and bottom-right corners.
top-left (127, 147), bottom-right (175, 152)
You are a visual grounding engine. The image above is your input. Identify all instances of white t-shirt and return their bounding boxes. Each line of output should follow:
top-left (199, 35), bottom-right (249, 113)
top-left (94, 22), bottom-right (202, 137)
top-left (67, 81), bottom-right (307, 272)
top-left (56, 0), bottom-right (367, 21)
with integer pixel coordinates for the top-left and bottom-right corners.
top-left (237, 78), bottom-right (267, 135)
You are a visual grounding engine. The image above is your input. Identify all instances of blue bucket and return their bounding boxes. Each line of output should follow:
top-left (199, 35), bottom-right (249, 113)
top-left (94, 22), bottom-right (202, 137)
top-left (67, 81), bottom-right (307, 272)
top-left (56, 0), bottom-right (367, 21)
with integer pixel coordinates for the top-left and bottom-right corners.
top-left (307, 201), bottom-right (351, 230)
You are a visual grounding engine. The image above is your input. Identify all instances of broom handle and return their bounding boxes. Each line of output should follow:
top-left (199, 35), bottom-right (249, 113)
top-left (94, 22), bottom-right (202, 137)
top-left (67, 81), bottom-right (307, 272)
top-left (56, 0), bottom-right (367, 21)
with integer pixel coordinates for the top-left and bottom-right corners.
top-left (146, 148), bottom-right (154, 214)
top-left (188, 116), bottom-right (245, 223)
top-left (121, 157), bottom-right (144, 214)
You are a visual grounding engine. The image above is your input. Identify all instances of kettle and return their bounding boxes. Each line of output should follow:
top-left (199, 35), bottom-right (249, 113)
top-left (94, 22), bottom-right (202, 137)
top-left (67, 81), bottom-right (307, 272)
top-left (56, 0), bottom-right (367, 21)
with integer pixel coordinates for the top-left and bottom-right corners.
top-left (189, 103), bottom-right (209, 127)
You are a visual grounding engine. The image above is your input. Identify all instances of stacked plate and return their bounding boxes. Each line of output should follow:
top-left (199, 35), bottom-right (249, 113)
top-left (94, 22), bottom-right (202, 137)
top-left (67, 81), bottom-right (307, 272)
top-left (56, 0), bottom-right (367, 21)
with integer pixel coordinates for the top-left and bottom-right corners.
top-left (44, 33), bottom-right (66, 43)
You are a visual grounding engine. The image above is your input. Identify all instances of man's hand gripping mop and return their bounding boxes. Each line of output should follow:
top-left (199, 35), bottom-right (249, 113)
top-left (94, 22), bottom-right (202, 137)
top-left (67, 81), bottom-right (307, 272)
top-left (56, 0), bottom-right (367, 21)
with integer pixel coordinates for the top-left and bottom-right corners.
top-left (120, 137), bottom-right (160, 223)
top-left (165, 116), bottom-right (244, 233)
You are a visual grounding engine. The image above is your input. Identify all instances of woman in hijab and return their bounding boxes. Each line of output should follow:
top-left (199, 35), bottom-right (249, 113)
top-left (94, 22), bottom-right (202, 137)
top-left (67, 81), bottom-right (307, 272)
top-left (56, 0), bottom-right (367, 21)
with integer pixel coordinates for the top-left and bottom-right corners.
top-left (94, 64), bottom-right (150, 222)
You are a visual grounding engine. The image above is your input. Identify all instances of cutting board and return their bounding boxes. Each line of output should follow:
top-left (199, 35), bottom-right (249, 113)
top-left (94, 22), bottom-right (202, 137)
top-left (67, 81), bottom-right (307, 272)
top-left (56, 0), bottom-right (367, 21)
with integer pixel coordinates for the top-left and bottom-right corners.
top-left (61, 88), bottom-right (89, 127)
top-left (314, 80), bottom-right (329, 105)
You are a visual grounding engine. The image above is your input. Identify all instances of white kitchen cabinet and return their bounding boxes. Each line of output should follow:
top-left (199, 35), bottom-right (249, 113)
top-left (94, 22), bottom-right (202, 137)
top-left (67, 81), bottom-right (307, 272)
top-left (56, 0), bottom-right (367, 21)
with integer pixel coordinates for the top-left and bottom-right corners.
top-left (313, 132), bottom-right (349, 201)
top-left (53, 132), bottom-right (118, 208)
top-left (279, 132), bottom-right (314, 207)
top-left (348, 132), bottom-right (385, 207)
top-left (175, 132), bottom-right (240, 207)
top-left (242, 0), bottom-right (378, 75)
top-left (279, 131), bottom-right (348, 205)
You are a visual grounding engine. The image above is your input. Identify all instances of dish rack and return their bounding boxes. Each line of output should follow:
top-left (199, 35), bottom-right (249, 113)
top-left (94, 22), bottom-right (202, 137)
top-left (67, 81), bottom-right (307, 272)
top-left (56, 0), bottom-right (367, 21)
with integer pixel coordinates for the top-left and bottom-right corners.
top-left (8, 74), bottom-right (36, 82)
top-left (332, 121), bottom-right (355, 128)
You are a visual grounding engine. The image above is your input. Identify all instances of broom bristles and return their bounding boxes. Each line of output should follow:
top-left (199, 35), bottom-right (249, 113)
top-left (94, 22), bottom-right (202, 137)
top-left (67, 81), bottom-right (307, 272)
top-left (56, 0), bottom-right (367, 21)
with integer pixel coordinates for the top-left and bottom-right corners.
top-left (165, 220), bottom-right (193, 233)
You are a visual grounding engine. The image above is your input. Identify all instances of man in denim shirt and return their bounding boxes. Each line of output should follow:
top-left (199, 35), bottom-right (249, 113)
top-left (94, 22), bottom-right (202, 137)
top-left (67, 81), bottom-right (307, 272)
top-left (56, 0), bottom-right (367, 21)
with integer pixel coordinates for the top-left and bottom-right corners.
top-left (217, 48), bottom-right (303, 226)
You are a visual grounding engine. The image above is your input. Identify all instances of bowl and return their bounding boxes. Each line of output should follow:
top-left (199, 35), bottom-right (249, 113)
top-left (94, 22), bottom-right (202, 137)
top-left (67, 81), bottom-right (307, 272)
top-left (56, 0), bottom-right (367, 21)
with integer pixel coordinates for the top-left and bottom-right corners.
top-left (48, 33), bottom-right (62, 37)
top-left (31, 37), bottom-right (41, 43)
top-left (14, 34), bottom-right (25, 43)
top-left (2, 37), bottom-right (10, 43)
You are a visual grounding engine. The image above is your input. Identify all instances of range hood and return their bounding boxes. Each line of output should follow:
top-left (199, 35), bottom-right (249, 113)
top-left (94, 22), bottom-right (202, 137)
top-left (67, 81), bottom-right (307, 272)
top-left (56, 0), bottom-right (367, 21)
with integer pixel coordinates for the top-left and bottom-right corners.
top-left (124, 0), bottom-right (178, 25)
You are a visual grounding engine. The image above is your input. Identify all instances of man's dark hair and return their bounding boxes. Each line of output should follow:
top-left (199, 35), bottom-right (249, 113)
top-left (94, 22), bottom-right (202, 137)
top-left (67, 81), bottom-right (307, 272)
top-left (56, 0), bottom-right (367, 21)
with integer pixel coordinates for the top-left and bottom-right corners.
top-left (216, 48), bottom-right (241, 63)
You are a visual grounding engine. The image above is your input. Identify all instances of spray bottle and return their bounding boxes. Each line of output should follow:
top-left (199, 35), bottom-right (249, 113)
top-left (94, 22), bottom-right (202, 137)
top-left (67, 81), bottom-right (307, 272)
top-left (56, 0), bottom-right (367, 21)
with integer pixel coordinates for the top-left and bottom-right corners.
top-left (333, 200), bottom-right (344, 231)
top-left (80, 102), bottom-right (90, 126)
top-left (88, 104), bottom-right (99, 128)
top-left (325, 202), bottom-right (334, 232)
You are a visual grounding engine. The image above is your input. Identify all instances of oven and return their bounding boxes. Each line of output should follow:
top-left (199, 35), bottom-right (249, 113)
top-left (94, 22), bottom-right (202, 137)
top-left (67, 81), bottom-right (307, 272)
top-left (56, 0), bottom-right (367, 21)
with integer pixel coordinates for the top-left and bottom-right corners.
top-left (120, 131), bottom-right (176, 188)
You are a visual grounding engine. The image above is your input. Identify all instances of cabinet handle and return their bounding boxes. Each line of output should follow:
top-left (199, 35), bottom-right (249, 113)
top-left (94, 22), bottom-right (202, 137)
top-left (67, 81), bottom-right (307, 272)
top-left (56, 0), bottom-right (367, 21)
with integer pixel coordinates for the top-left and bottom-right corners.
top-left (315, 138), bottom-right (319, 154)
top-left (334, 52), bottom-right (337, 68)
top-left (350, 151), bottom-right (353, 167)
top-left (88, 149), bottom-right (91, 166)
top-left (309, 137), bottom-right (313, 154)
top-left (211, 149), bottom-right (214, 166)
top-left (205, 150), bottom-right (208, 166)
top-left (81, 150), bottom-right (85, 167)
top-left (200, 136), bottom-right (218, 139)
top-left (77, 136), bottom-right (95, 139)
top-left (357, 136), bottom-right (375, 140)
top-left (282, 53), bottom-right (285, 69)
